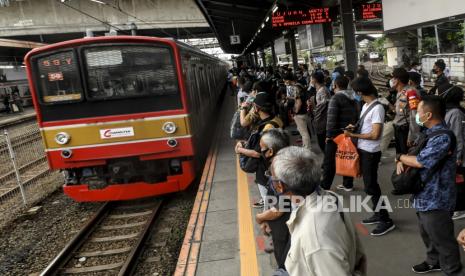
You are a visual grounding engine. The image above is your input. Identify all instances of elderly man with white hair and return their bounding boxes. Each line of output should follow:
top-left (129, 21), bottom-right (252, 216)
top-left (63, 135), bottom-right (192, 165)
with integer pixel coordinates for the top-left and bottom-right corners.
top-left (270, 146), bottom-right (366, 276)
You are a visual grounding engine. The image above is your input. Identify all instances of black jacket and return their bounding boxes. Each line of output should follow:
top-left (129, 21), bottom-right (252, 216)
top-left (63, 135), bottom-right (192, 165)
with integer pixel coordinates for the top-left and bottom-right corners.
top-left (326, 92), bottom-right (359, 138)
top-left (430, 73), bottom-right (449, 95)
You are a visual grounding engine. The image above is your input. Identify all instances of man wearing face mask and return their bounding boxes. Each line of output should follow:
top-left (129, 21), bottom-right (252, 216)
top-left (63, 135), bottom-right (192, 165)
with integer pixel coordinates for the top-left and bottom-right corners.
top-left (321, 76), bottom-right (359, 191)
top-left (254, 129), bottom-right (290, 273)
top-left (392, 68), bottom-right (421, 154)
top-left (270, 147), bottom-right (366, 276)
top-left (235, 92), bottom-right (283, 208)
top-left (430, 59), bottom-right (449, 95)
top-left (395, 96), bottom-right (462, 275)
top-left (409, 62), bottom-right (424, 87)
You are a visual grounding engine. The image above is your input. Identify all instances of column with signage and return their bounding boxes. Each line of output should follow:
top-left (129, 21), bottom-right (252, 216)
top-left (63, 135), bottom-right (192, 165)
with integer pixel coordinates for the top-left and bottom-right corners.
top-left (271, 6), bottom-right (333, 70)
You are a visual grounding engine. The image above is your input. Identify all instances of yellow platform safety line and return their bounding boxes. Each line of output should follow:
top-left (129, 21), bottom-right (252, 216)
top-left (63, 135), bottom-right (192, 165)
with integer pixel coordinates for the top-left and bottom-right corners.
top-left (236, 156), bottom-right (259, 276)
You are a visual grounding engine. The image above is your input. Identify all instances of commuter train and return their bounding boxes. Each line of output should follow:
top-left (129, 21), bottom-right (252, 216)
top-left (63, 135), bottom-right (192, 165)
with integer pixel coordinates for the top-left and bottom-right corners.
top-left (25, 36), bottom-right (228, 202)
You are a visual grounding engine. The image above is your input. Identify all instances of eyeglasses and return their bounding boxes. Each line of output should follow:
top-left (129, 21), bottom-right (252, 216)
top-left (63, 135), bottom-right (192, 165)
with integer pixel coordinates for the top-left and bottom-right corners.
top-left (265, 170), bottom-right (281, 184)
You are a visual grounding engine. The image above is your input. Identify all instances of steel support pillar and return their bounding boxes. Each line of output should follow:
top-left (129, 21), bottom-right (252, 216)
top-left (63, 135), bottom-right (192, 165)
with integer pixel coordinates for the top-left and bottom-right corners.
top-left (287, 29), bottom-right (299, 73)
top-left (270, 41), bottom-right (277, 68)
top-left (339, 0), bottom-right (358, 72)
top-left (260, 49), bottom-right (266, 68)
top-left (253, 51), bottom-right (259, 67)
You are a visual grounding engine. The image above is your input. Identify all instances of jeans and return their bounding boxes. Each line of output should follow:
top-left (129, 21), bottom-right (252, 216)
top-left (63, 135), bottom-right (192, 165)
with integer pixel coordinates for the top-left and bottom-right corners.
top-left (294, 114), bottom-right (312, 150)
top-left (359, 149), bottom-right (390, 221)
top-left (268, 212), bottom-right (291, 269)
top-left (417, 210), bottom-right (463, 275)
top-left (321, 140), bottom-right (354, 190)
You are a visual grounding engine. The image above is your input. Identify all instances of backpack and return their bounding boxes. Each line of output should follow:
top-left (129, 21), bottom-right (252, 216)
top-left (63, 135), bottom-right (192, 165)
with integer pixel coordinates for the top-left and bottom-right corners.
top-left (239, 118), bottom-right (279, 173)
top-left (230, 110), bottom-right (251, 140)
top-left (391, 129), bottom-right (456, 195)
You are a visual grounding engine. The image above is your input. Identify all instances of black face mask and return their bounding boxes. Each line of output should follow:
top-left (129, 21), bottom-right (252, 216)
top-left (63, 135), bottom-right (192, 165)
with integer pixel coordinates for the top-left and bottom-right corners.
top-left (261, 149), bottom-right (272, 166)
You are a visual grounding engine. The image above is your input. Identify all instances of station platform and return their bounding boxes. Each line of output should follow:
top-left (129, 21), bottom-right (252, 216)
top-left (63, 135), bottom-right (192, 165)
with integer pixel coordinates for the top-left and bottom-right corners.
top-left (0, 107), bottom-right (35, 128)
top-left (175, 95), bottom-right (465, 276)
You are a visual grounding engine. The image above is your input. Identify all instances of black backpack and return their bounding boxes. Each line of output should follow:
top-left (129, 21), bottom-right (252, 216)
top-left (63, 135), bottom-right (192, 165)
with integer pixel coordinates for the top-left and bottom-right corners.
top-left (230, 110), bottom-right (251, 140)
top-left (239, 118), bottom-right (279, 173)
top-left (391, 129), bottom-right (456, 195)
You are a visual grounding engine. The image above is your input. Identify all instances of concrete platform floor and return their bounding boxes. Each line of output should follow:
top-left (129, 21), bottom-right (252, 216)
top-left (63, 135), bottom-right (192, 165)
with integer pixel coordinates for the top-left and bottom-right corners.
top-left (0, 107), bottom-right (35, 128)
top-left (180, 95), bottom-right (465, 276)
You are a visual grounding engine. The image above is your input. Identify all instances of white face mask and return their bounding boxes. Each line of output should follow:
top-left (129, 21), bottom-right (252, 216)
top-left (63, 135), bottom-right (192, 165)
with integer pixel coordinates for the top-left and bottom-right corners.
top-left (389, 78), bottom-right (397, 88)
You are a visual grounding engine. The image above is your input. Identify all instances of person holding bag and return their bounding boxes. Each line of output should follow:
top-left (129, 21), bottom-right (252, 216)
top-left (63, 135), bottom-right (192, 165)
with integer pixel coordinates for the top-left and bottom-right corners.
top-left (438, 84), bottom-right (465, 220)
top-left (235, 92), bottom-right (283, 208)
top-left (344, 76), bottom-right (396, 236)
top-left (395, 96), bottom-right (463, 274)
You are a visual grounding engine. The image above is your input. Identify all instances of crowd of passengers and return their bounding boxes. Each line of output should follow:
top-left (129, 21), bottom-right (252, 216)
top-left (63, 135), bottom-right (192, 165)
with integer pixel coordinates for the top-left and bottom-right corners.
top-left (228, 60), bottom-right (465, 275)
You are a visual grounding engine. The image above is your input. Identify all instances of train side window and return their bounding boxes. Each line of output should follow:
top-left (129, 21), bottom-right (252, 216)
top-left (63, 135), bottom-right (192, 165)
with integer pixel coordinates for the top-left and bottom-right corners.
top-left (83, 45), bottom-right (179, 101)
top-left (34, 50), bottom-right (83, 104)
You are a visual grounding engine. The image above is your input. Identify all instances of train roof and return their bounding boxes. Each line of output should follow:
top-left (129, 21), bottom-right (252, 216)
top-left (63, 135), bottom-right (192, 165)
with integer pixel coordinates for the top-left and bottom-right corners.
top-left (25, 36), bottom-right (227, 65)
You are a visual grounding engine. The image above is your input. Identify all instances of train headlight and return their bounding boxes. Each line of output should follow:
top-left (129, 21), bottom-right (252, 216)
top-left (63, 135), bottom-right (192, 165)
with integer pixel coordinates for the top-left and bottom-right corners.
top-left (162, 122), bottom-right (177, 134)
top-left (55, 132), bottom-right (71, 145)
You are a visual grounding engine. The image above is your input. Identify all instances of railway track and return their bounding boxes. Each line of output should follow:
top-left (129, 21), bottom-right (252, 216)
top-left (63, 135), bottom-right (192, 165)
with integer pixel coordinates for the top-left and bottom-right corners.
top-left (0, 128), bottom-right (41, 155)
top-left (40, 199), bottom-right (164, 276)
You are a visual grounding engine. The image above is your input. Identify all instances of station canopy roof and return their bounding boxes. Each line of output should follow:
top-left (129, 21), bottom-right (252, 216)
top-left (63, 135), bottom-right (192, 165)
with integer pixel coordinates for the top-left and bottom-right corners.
top-left (194, 0), bottom-right (378, 54)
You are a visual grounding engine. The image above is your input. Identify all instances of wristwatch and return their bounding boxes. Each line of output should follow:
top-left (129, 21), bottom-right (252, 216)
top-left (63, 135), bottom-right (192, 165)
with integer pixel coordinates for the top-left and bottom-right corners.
top-left (395, 153), bottom-right (403, 162)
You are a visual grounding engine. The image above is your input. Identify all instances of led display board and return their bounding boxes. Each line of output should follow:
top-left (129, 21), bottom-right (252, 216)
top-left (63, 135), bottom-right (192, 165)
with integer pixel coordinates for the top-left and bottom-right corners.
top-left (355, 3), bottom-right (383, 21)
top-left (272, 8), bottom-right (332, 28)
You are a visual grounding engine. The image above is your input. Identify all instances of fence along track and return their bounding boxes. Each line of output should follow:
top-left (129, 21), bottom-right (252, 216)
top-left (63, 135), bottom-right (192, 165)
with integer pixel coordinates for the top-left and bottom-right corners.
top-left (40, 199), bottom-right (164, 276)
top-left (0, 122), bottom-right (63, 228)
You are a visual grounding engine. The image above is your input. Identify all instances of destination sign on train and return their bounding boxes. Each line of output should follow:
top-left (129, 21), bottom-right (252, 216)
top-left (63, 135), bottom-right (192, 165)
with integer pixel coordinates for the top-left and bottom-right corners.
top-left (355, 3), bottom-right (383, 20)
top-left (272, 8), bottom-right (332, 28)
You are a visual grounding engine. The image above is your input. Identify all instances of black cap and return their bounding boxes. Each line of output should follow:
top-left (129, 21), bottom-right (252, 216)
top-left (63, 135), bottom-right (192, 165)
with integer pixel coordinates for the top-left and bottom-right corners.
top-left (253, 92), bottom-right (273, 108)
top-left (435, 59), bottom-right (446, 71)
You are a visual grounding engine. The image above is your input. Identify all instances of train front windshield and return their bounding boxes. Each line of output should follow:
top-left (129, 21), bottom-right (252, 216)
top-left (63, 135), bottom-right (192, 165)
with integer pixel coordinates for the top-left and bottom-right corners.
top-left (33, 43), bottom-right (183, 122)
top-left (84, 46), bottom-right (178, 100)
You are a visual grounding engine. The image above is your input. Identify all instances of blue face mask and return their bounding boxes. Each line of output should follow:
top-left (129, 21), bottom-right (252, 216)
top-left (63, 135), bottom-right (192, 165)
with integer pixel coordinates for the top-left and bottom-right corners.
top-left (415, 112), bottom-right (427, 127)
top-left (354, 94), bottom-right (362, 102)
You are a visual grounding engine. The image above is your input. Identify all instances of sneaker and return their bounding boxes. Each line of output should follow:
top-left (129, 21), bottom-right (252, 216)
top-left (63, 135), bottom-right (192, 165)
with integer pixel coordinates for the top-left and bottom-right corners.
top-left (253, 199), bottom-right (264, 208)
top-left (412, 261), bottom-right (441, 273)
top-left (362, 214), bottom-right (382, 225)
top-left (371, 220), bottom-right (396, 236)
top-left (336, 184), bottom-right (353, 192)
top-left (452, 211), bottom-right (465, 220)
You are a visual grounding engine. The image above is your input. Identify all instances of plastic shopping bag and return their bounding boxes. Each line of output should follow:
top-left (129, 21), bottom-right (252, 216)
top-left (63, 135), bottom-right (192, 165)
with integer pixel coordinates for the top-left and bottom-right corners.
top-left (334, 134), bottom-right (361, 178)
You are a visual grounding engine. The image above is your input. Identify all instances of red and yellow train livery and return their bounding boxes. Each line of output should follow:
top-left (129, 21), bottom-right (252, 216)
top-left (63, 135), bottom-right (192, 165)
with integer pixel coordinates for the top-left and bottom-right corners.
top-left (25, 36), bottom-right (228, 202)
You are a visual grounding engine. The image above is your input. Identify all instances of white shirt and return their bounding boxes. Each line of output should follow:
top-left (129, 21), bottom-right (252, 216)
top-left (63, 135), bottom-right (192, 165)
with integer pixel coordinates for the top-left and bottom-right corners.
top-left (357, 100), bottom-right (385, 153)
top-left (445, 67), bottom-right (451, 78)
top-left (285, 190), bottom-right (366, 276)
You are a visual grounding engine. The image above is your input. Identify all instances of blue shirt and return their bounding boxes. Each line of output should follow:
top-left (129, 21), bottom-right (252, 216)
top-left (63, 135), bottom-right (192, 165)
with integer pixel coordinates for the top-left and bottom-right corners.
top-left (413, 123), bottom-right (457, 212)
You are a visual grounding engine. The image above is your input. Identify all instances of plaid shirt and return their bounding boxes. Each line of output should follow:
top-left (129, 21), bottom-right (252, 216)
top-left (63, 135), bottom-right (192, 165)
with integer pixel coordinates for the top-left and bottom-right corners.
top-left (413, 123), bottom-right (457, 212)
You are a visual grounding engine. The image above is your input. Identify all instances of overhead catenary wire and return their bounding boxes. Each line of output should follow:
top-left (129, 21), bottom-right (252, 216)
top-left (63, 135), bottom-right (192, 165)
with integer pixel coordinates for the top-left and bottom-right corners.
top-left (103, 1), bottom-right (177, 38)
top-left (57, 0), bottom-right (130, 35)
